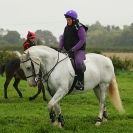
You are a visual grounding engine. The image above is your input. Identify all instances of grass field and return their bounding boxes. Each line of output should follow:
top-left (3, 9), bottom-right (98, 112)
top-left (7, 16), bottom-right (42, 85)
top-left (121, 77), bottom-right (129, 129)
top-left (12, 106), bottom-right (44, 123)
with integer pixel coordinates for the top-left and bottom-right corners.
top-left (0, 72), bottom-right (133, 133)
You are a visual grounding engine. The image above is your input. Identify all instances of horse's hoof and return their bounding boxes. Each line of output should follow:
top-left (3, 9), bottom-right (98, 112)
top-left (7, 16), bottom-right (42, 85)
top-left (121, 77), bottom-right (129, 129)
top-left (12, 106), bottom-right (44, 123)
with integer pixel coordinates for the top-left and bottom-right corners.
top-left (95, 117), bottom-right (103, 126)
top-left (58, 122), bottom-right (63, 128)
top-left (95, 122), bottom-right (101, 127)
top-left (58, 114), bottom-right (64, 128)
top-left (52, 121), bottom-right (58, 126)
top-left (103, 118), bottom-right (108, 122)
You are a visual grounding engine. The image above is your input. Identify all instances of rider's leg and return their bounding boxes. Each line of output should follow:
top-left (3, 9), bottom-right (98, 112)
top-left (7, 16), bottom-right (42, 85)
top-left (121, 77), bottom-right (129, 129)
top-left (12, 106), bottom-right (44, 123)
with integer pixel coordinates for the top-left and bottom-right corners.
top-left (75, 69), bottom-right (84, 90)
top-left (74, 51), bottom-right (86, 90)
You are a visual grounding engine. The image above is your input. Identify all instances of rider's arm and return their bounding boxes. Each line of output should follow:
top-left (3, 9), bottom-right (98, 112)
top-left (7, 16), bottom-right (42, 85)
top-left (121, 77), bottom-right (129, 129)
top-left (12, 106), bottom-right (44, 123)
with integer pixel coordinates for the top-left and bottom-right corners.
top-left (23, 42), bottom-right (29, 51)
top-left (72, 27), bottom-right (86, 51)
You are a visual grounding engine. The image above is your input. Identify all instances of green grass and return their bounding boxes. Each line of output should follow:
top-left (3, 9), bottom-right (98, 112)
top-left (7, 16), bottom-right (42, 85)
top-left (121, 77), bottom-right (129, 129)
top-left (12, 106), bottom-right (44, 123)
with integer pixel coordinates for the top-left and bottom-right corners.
top-left (0, 72), bottom-right (133, 133)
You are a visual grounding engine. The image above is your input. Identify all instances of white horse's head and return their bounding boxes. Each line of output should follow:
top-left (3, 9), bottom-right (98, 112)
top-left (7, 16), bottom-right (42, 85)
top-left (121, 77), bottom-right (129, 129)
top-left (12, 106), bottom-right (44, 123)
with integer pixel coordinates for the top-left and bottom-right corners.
top-left (20, 51), bottom-right (41, 87)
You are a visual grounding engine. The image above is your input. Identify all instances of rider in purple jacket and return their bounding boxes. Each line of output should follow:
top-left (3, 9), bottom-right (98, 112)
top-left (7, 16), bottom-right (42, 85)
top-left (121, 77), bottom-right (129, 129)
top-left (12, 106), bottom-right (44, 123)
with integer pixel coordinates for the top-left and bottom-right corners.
top-left (59, 10), bottom-right (88, 90)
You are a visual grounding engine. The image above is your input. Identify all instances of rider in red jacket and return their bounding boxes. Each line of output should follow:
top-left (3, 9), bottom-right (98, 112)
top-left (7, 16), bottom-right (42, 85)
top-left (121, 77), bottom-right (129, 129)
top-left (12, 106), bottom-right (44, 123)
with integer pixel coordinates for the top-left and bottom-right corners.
top-left (23, 31), bottom-right (36, 51)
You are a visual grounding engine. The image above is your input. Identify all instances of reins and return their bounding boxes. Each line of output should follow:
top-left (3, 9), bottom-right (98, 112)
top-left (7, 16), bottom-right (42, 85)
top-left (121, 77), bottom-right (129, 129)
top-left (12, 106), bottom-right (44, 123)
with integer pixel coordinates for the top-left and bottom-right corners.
top-left (40, 51), bottom-right (69, 96)
top-left (43, 51), bottom-right (68, 82)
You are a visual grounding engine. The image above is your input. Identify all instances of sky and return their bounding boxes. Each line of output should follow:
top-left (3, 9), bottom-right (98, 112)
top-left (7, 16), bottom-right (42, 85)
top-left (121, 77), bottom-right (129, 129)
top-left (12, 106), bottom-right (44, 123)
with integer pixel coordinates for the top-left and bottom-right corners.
top-left (0, 0), bottom-right (133, 39)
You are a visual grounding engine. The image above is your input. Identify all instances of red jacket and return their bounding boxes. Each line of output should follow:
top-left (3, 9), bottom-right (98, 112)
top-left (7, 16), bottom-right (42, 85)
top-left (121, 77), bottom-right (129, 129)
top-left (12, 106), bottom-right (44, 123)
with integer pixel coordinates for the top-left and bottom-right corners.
top-left (23, 40), bottom-right (36, 51)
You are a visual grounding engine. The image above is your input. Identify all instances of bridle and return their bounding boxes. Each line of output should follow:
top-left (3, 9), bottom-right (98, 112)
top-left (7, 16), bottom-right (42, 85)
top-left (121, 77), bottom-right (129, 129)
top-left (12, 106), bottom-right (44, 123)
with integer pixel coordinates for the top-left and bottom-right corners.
top-left (42, 52), bottom-right (68, 82)
top-left (20, 58), bottom-right (40, 79)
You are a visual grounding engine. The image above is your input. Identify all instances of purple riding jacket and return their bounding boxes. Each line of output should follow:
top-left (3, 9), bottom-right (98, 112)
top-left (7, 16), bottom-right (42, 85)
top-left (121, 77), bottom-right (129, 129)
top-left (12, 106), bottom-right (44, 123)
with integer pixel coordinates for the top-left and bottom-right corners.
top-left (59, 26), bottom-right (86, 70)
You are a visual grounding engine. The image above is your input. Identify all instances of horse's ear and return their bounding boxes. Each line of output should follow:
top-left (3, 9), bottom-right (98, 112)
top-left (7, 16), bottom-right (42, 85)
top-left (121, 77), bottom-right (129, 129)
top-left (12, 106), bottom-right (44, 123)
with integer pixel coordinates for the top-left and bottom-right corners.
top-left (26, 51), bottom-right (30, 59)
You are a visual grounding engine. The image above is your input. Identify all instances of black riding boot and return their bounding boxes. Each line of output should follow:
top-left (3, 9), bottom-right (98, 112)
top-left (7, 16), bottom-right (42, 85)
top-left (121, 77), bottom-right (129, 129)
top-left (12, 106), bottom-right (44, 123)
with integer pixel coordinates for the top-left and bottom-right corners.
top-left (75, 71), bottom-right (84, 90)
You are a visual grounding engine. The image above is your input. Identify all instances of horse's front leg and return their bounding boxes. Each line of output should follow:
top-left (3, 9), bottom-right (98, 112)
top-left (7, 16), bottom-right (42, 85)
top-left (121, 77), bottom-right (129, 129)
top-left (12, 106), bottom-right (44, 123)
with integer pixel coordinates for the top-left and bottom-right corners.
top-left (29, 80), bottom-right (47, 101)
top-left (29, 89), bottom-right (41, 101)
top-left (48, 88), bottom-right (67, 128)
top-left (41, 82), bottom-right (47, 101)
top-left (103, 106), bottom-right (108, 122)
top-left (49, 103), bottom-right (63, 127)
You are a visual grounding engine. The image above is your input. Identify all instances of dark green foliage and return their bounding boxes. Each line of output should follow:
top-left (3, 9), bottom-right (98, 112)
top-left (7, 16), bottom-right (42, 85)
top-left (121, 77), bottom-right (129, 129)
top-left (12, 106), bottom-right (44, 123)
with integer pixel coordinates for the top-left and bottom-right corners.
top-left (0, 51), bottom-right (19, 65)
top-left (86, 47), bottom-right (102, 54)
top-left (35, 30), bottom-right (58, 46)
top-left (1, 22), bottom-right (133, 52)
top-left (87, 22), bottom-right (133, 51)
top-left (0, 29), bottom-right (58, 49)
top-left (0, 44), bottom-right (22, 51)
top-left (110, 56), bottom-right (133, 72)
top-left (3, 31), bottom-right (21, 44)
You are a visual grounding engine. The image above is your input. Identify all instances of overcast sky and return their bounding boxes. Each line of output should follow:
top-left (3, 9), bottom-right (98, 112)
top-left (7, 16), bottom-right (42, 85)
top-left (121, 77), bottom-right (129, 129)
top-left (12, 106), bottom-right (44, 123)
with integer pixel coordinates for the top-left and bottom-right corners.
top-left (0, 0), bottom-right (133, 39)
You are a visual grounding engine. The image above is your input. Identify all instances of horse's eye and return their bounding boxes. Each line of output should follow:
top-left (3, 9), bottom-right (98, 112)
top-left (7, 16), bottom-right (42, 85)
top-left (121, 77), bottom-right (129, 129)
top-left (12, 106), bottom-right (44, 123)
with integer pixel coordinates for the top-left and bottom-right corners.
top-left (26, 66), bottom-right (31, 71)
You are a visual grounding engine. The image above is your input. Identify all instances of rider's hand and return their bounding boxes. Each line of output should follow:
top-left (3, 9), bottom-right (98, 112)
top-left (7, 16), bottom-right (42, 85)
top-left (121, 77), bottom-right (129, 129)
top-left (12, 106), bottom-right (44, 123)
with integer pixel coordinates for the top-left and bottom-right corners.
top-left (68, 49), bottom-right (74, 57)
top-left (68, 49), bottom-right (74, 54)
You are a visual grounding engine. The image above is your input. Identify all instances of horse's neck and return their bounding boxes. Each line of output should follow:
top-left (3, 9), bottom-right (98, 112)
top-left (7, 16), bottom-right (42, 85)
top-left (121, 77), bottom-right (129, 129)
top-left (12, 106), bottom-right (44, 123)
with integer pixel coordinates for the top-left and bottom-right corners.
top-left (40, 51), bottom-right (68, 74)
top-left (39, 51), bottom-right (59, 72)
top-left (30, 46), bottom-right (68, 73)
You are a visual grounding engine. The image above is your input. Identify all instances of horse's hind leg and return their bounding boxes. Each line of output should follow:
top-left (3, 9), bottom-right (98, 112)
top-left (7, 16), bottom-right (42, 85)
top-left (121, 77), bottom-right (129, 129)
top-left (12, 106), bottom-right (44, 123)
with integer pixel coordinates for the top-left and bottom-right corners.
top-left (93, 83), bottom-right (108, 126)
top-left (13, 77), bottom-right (23, 98)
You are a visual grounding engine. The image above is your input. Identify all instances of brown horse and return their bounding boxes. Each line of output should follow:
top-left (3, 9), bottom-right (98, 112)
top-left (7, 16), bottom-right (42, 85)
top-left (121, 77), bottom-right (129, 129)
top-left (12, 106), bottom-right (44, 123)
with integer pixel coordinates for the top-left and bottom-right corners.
top-left (0, 58), bottom-right (47, 101)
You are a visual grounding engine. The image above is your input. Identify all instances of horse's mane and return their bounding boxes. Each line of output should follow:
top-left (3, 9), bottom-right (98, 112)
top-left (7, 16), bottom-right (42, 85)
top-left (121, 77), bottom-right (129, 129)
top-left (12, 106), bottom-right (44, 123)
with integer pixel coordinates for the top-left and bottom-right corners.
top-left (13, 51), bottom-right (22, 57)
top-left (25, 45), bottom-right (56, 53)
top-left (25, 45), bottom-right (67, 59)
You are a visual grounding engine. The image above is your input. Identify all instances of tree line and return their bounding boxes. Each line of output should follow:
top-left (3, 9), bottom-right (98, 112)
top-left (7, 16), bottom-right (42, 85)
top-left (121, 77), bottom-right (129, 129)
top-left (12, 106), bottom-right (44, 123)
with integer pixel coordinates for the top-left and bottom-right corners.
top-left (0, 29), bottom-right (58, 47)
top-left (87, 21), bottom-right (133, 51)
top-left (0, 21), bottom-right (133, 51)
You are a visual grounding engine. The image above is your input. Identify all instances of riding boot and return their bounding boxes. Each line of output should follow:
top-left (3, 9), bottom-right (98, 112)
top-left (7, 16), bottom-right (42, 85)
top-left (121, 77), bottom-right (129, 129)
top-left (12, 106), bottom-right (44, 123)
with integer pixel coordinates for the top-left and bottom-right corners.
top-left (75, 71), bottom-right (84, 90)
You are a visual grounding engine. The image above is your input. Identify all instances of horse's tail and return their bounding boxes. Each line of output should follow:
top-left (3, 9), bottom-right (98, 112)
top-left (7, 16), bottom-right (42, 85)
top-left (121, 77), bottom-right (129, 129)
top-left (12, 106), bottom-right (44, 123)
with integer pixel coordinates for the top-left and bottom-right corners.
top-left (0, 64), bottom-right (5, 76)
top-left (108, 76), bottom-right (124, 113)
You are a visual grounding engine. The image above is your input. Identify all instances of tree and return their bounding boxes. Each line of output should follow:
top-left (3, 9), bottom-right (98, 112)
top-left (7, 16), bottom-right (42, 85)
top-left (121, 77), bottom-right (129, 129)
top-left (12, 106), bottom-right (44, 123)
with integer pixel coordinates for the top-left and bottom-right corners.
top-left (0, 28), bottom-right (8, 36)
top-left (3, 31), bottom-right (21, 44)
top-left (36, 30), bottom-right (57, 46)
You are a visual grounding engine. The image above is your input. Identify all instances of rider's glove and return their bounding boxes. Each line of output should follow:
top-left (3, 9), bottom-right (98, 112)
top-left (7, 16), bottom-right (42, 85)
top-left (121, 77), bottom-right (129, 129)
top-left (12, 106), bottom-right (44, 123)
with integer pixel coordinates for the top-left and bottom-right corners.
top-left (68, 49), bottom-right (74, 57)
